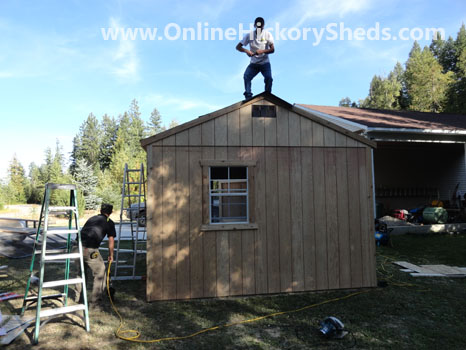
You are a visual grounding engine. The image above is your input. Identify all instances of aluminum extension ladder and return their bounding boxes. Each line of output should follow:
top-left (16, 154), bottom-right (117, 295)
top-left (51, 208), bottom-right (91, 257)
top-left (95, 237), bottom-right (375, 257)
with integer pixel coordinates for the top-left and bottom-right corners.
top-left (113, 163), bottom-right (147, 280)
top-left (21, 183), bottom-right (89, 343)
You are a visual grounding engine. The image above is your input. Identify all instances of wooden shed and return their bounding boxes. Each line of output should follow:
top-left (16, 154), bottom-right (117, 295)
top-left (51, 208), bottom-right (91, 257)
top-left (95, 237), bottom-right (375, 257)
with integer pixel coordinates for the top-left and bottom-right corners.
top-left (141, 93), bottom-right (377, 301)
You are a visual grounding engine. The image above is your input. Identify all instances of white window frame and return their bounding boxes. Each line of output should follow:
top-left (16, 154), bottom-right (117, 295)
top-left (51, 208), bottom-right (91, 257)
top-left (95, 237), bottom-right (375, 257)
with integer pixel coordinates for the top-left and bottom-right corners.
top-left (209, 166), bottom-right (249, 224)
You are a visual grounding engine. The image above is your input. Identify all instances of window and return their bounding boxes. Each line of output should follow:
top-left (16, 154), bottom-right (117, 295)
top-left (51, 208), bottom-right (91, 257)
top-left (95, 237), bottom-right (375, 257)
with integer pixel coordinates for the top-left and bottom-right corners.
top-left (252, 105), bottom-right (276, 118)
top-left (209, 166), bottom-right (248, 224)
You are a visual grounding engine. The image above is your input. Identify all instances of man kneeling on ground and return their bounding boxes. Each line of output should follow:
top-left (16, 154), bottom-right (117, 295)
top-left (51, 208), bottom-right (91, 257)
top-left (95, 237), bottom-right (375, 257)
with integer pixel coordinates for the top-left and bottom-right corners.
top-left (75, 203), bottom-right (115, 307)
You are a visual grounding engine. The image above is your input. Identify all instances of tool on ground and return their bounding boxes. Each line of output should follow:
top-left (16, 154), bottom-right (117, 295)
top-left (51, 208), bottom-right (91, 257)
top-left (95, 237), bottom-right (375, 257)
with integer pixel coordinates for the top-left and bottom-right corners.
top-left (374, 219), bottom-right (392, 246)
top-left (112, 163), bottom-right (147, 281)
top-left (319, 316), bottom-right (347, 339)
top-left (21, 183), bottom-right (90, 344)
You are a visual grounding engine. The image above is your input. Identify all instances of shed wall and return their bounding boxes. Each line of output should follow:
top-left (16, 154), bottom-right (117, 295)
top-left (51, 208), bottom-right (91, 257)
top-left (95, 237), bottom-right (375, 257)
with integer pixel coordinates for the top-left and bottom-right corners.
top-left (146, 104), bottom-right (376, 301)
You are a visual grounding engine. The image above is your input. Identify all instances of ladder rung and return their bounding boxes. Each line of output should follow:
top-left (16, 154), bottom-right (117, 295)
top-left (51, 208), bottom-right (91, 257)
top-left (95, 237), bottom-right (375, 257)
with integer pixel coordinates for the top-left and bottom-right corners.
top-left (26, 293), bottom-right (64, 301)
top-left (42, 278), bottom-right (83, 288)
top-left (116, 265), bottom-right (135, 269)
top-left (40, 304), bottom-right (86, 318)
top-left (46, 184), bottom-right (76, 191)
top-left (44, 229), bottom-right (78, 235)
top-left (35, 249), bottom-right (67, 255)
top-left (124, 195), bottom-right (143, 197)
top-left (43, 253), bottom-right (81, 261)
top-left (111, 276), bottom-right (143, 281)
top-left (103, 248), bottom-right (146, 253)
top-left (126, 169), bottom-right (141, 172)
top-left (48, 206), bottom-right (77, 212)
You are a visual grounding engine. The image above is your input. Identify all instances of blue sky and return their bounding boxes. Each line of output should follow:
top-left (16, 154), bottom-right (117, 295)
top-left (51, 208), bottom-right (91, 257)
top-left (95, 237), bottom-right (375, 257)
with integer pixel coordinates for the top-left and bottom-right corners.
top-left (0, 0), bottom-right (465, 178)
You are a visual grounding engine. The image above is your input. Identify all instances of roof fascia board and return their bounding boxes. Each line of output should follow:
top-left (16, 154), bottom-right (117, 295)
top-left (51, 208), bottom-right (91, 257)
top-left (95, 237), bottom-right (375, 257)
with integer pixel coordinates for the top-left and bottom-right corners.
top-left (295, 105), bottom-right (368, 132)
top-left (368, 127), bottom-right (466, 135)
top-left (291, 105), bottom-right (376, 148)
top-left (367, 130), bottom-right (466, 143)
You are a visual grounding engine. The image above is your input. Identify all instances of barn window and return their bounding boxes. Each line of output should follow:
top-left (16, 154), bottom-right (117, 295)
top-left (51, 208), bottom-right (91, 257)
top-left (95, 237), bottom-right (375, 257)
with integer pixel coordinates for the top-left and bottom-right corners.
top-left (252, 105), bottom-right (276, 118)
top-left (209, 166), bottom-right (248, 224)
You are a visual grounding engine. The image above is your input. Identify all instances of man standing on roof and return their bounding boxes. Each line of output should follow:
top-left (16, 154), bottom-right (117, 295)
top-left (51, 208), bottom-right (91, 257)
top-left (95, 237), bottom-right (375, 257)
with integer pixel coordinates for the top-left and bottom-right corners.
top-left (75, 203), bottom-right (115, 307)
top-left (236, 17), bottom-right (275, 100)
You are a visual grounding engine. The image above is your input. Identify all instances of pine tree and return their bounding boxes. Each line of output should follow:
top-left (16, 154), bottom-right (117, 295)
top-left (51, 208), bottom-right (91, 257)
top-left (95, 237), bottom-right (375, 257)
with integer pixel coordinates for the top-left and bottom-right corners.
top-left (455, 24), bottom-right (466, 68)
top-left (363, 71), bottom-right (402, 110)
top-left (430, 34), bottom-right (457, 73)
top-left (26, 162), bottom-right (43, 204)
top-left (38, 142), bottom-right (72, 205)
top-left (391, 62), bottom-right (409, 109)
top-left (7, 155), bottom-right (27, 203)
top-left (70, 113), bottom-right (101, 175)
top-left (405, 44), bottom-right (453, 112)
top-left (39, 147), bottom-right (54, 184)
top-left (338, 97), bottom-right (352, 107)
top-left (108, 100), bottom-right (147, 187)
top-left (147, 107), bottom-right (165, 135)
top-left (99, 114), bottom-right (118, 171)
top-left (169, 119), bottom-right (179, 129)
top-left (447, 24), bottom-right (466, 113)
top-left (448, 47), bottom-right (466, 113)
top-left (74, 158), bottom-right (100, 210)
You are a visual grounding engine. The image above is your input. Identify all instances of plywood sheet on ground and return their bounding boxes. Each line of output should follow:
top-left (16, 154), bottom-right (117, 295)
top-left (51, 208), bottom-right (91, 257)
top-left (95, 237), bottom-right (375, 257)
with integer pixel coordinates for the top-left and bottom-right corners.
top-left (394, 261), bottom-right (466, 277)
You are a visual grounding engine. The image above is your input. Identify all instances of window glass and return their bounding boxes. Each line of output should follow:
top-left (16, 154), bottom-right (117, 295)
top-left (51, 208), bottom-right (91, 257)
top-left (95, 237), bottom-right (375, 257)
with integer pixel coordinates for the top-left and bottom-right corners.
top-left (210, 167), bottom-right (228, 179)
top-left (230, 167), bottom-right (247, 179)
top-left (211, 196), bottom-right (247, 223)
top-left (209, 166), bottom-right (248, 224)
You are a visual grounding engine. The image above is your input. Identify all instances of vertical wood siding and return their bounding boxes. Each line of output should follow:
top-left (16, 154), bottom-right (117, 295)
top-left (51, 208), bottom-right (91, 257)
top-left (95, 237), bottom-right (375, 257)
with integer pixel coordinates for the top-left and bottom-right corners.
top-left (146, 106), bottom-right (376, 301)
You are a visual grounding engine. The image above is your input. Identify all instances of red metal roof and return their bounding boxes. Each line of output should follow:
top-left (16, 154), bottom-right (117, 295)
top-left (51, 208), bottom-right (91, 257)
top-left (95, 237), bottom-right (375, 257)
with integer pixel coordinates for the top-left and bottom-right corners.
top-left (299, 105), bottom-right (466, 131)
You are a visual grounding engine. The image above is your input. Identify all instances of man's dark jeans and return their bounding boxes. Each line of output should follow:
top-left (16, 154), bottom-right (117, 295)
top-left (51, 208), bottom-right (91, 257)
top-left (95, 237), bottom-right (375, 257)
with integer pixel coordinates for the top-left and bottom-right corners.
top-left (243, 62), bottom-right (273, 99)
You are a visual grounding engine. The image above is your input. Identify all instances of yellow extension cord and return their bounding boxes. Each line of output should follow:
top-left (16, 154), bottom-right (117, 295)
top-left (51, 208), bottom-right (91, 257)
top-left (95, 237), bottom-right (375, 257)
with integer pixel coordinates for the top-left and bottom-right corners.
top-left (106, 261), bottom-right (372, 344)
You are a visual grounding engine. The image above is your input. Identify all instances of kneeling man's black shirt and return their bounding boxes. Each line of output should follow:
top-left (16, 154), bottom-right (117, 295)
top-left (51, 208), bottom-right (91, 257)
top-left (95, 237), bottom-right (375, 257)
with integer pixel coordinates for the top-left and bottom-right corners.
top-left (81, 214), bottom-right (116, 248)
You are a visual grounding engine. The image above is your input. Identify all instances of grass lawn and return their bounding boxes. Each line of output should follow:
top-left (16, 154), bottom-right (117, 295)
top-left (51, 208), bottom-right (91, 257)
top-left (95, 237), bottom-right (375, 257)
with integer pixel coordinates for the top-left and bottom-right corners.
top-left (1, 233), bottom-right (465, 349)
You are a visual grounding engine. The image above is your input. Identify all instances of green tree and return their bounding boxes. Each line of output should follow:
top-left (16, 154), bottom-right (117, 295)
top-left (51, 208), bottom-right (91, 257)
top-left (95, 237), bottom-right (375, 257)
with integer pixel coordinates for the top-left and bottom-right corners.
top-left (108, 100), bottom-right (146, 187)
top-left (71, 113), bottom-right (101, 173)
top-left (363, 72), bottom-right (401, 110)
top-left (7, 155), bottom-right (27, 203)
top-left (39, 142), bottom-right (73, 205)
top-left (430, 34), bottom-right (457, 73)
top-left (25, 162), bottom-right (43, 204)
top-left (338, 97), bottom-right (352, 107)
top-left (74, 158), bottom-right (100, 210)
top-left (168, 119), bottom-right (179, 129)
top-left (447, 48), bottom-right (466, 113)
top-left (390, 62), bottom-right (409, 109)
top-left (147, 107), bottom-right (165, 136)
top-left (99, 114), bottom-right (118, 171)
top-left (39, 147), bottom-right (53, 184)
top-left (405, 43), bottom-right (453, 112)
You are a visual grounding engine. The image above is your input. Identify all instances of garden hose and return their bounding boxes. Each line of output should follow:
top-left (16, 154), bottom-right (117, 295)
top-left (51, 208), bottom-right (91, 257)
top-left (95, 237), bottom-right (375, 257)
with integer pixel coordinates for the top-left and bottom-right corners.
top-left (106, 261), bottom-right (372, 344)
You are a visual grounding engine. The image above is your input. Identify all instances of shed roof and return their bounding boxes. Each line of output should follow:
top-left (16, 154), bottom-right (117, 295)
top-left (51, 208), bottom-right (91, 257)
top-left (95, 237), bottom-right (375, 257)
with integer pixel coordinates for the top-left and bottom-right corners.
top-left (299, 105), bottom-right (466, 131)
top-left (141, 93), bottom-right (376, 148)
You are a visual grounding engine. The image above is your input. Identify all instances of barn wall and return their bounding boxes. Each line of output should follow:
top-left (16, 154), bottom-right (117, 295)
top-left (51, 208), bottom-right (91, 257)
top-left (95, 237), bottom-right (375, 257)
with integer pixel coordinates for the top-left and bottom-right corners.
top-left (146, 103), bottom-right (376, 301)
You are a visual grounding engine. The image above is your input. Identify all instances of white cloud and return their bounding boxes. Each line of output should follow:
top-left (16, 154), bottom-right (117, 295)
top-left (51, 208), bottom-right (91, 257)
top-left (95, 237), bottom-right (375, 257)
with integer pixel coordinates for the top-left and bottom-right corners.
top-left (107, 17), bottom-right (140, 81)
top-left (144, 94), bottom-right (222, 112)
top-left (272, 0), bottom-right (373, 27)
top-left (172, 0), bottom-right (237, 21)
top-left (199, 0), bottom-right (236, 20)
top-left (0, 71), bottom-right (13, 78)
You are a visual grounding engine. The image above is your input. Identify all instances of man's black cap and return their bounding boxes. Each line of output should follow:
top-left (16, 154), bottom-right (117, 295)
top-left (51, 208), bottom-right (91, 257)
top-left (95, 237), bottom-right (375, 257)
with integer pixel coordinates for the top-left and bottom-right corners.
top-left (101, 203), bottom-right (113, 215)
top-left (255, 17), bottom-right (264, 27)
